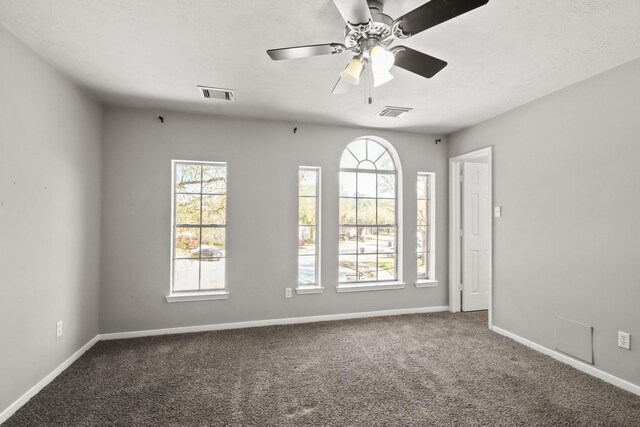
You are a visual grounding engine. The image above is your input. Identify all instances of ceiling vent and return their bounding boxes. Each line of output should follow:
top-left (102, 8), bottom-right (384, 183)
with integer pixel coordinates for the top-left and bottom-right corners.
top-left (197, 86), bottom-right (235, 101)
top-left (377, 106), bottom-right (412, 118)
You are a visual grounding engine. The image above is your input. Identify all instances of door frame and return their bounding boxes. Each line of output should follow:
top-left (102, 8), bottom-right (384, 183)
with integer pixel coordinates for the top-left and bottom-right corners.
top-left (449, 147), bottom-right (493, 329)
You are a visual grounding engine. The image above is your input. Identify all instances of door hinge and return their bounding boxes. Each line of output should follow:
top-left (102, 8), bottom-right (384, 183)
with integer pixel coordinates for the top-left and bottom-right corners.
top-left (459, 282), bottom-right (464, 291)
top-left (460, 228), bottom-right (464, 237)
top-left (459, 174), bottom-right (463, 182)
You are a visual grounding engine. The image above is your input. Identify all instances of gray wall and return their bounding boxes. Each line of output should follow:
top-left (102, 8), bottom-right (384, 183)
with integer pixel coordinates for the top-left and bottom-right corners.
top-left (0, 25), bottom-right (102, 412)
top-left (100, 107), bottom-right (448, 333)
top-left (449, 57), bottom-right (640, 385)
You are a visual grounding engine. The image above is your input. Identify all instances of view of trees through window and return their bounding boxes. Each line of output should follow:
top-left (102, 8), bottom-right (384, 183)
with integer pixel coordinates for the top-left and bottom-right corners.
top-left (339, 139), bottom-right (398, 283)
top-left (172, 161), bottom-right (226, 292)
top-left (417, 173), bottom-right (432, 280)
top-left (298, 167), bottom-right (320, 286)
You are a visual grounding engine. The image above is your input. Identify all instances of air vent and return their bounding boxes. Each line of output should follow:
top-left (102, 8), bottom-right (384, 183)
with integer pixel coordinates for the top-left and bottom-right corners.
top-left (377, 106), bottom-right (412, 118)
top-left (197, 86), bottom-right (235, 101)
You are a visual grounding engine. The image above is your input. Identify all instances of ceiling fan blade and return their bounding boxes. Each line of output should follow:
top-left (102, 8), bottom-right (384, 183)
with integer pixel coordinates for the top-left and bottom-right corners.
top-left (393, 46), bottom-right (448, 79)
top-left (332, 0), bottom-right (372, 26)
top-left (267, 43), bottom-right (346, 61)
top-left (394, 0), bottom-right (489, 38)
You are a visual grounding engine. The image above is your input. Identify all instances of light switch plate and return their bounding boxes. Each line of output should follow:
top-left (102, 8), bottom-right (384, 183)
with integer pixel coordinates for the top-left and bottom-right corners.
top-left (494, 206), bottom-right (502, 217)
top-left (285, 288), bottom-right (292, 298)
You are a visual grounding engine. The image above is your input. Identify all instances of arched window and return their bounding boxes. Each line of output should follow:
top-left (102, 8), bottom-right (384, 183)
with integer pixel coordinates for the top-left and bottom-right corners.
top-left (339, 137), bottom-right (400, 284)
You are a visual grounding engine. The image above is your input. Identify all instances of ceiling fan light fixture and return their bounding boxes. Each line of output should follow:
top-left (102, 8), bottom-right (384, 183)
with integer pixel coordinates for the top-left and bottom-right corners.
top-left (373, 68), bottom-right (394, 87)
top-left (370, 45), bottom-right (395, 71)
top-left (340, 57), bottom-right (364, 85)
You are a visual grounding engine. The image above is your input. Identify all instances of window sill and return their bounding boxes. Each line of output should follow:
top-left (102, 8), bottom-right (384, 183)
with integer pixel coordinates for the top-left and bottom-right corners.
top-left (415, 280), bottom-right (438, 288)
top-left (296, 286), bottom-right (324, 295)
top-left (165, 290), bottom-right (229, 303)
top-left (336, 281), bottom-right (406, 293)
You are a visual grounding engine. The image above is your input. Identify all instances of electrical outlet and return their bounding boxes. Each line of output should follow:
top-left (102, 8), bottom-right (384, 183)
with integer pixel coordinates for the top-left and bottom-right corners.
top-left (618, 331), bottom-right (630, 350)
top-left (285, 288), bottom-right (292, 298)
top-left (494, 206), bottom-right (502, 217)
top-left (56, 321), bottom-right (63, 338)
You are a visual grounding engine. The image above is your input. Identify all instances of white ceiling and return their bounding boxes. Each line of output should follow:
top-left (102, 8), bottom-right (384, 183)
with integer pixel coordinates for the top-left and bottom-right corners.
top-left (1, 0), bottom-right (640, 134)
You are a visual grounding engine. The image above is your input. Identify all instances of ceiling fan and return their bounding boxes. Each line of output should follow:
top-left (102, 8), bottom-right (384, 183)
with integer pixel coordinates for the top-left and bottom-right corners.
top-left (267, 0), bottom-right (489, 94)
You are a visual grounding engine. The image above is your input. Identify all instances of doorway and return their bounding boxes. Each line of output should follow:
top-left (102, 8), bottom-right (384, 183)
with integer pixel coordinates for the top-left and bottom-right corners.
top-left (449, 147), bottom-right (493, 328)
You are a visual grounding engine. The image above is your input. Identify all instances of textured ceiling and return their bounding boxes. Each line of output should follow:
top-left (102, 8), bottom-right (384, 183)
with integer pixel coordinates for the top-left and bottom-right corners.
top-left (1, 0), bottom-right (640, 134)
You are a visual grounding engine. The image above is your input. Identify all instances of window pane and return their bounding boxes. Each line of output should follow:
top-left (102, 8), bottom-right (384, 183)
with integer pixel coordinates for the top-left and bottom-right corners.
top-left (378, 174), bottom-right (395, 198)
top-left (367, 140), bottom-right (386, 162)
top-left (339, 172), bottom-right (356, 197)
top-left (299, 226), bottom-right (316, 255)
top-left (378, 255), bottom-right (396, 281)
top-left (417, 226), bottom-right (428, 252)
top-left (339, 227), bottom-right (357, 254)
top-left (357, 198), bottom-right (376, 225)
top-left (348, 140), bottom-right (367, 161)
top-left (175, 227), bottom-right (200, 258)
top-left (298, 255), bottom-right (316, 285)
top-left (339, 198), bottom-right (356, 225)
top-left (176, 194), bottom-right (201, 225)
top-left (175, 164), bottom-right (201, 193)
top-left (417, 175), bottom-right (427, 199)
top-left (202, 164), bottom-right (226, 194)
top-left (377, 199), bottom-right (395, 225)
top-left (417, 253), bottom-right (428, 280)
top-left (417, 199), bottom-right (428, 226)
top-left (339, 255), bottom-right (357, 283)
top-left (340, 149), bottom-right (359, 168)
top-left (299, 170), bottom-right (317, 196)
top-left (299, 197), bottom-right (316, 225)
top-left (377, 227), bottom-right (395, 254)
top-left (356, 172), bottom-right (376, 197)
top-left (357, 227), bottom-right (377, 254)
top-left (173, 259), bottom-right (200, 291)
top-left (375, 151), bottom-right (395, 171)
top-left (201, 258), bottom-right (225, 290)
top-left (202, 195), bottom-right (226, 225)
top-left (201, 228), bottom-right (225, 256)
top-left (357, 255), bottom-right (377, 281)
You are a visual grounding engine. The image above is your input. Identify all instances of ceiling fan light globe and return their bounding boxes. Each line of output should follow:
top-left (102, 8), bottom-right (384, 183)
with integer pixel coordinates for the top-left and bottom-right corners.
top-left (373, 68), bottom-right (394, 87)
top-left (340, 57), bottom-right (364, 85)
top-left (371, 45), bottom-right (395, 71)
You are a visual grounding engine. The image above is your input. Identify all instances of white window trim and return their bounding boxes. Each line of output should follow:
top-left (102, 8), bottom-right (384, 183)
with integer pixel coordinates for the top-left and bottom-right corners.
top-left (297, 166), bottom-right (322, 293)
top-left (337, 136), bottom-right (403, 288)
top-left (336, 281), bottom-right (405, 293)
top-left (417, 172), bottom-right (436, 286)
top-left (296, 286), bottom-right (325, 295)
top-left (415, 280), bottom-right (438, 288)
top-left (167, 159), bottom-right (229, 302)
top-left (166, 290), bottom-right (230, 303)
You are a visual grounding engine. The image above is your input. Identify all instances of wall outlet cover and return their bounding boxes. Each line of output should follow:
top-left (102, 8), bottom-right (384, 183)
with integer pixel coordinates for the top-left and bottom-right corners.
top-left (285, 288), bottom-right (292, 298)
top-left (618, 331), bottom-right (630, 350)
top-left (56, 321), bottom-right (63, 338)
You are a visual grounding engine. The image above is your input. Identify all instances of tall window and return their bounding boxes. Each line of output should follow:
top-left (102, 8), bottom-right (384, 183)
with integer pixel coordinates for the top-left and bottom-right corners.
top-left (417, 172), bottom-right (435, 281)
top-left (339, 138), bottom-right (398, 283)
top-left (171, 161), bottom-right (226, 293)
top-left (298, 167), bottom-right (320, 287)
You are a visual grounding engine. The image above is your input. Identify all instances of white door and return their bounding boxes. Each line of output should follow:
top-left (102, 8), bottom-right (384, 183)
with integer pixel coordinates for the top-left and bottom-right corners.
top-left (462, 162), bottom-right (490, 311)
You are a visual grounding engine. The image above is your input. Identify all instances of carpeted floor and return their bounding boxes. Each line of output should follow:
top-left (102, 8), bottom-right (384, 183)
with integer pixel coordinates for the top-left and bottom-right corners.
top-left (6, 311), bottom-right (640, 426)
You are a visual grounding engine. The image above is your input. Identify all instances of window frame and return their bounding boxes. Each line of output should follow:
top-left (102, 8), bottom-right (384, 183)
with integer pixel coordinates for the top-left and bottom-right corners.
top-left (297, 166), bottom-right (323, 294)
top-left (166, 160), bottom-right (229, 303)
top-left (416, 172), bottom-right (437, 288)
top-left (337, 137), bottom-right (404, 292)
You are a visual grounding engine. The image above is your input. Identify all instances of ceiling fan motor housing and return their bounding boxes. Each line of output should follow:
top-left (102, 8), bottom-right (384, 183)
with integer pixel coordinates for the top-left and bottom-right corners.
top-left (344, 10), bottom-right (394, 53)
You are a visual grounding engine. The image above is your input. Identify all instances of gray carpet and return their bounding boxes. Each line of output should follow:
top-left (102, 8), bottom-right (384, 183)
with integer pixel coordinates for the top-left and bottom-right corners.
top-left (6, 311), bottom-right (640, 426)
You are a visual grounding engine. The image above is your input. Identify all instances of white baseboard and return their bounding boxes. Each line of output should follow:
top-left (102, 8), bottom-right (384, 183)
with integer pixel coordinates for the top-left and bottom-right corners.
top-left (100, 305), bottom-right (450, 340)
top-left (0, 335), bottom-right (100, 424)
top-left (492, 325), bottom-right (640, 397)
